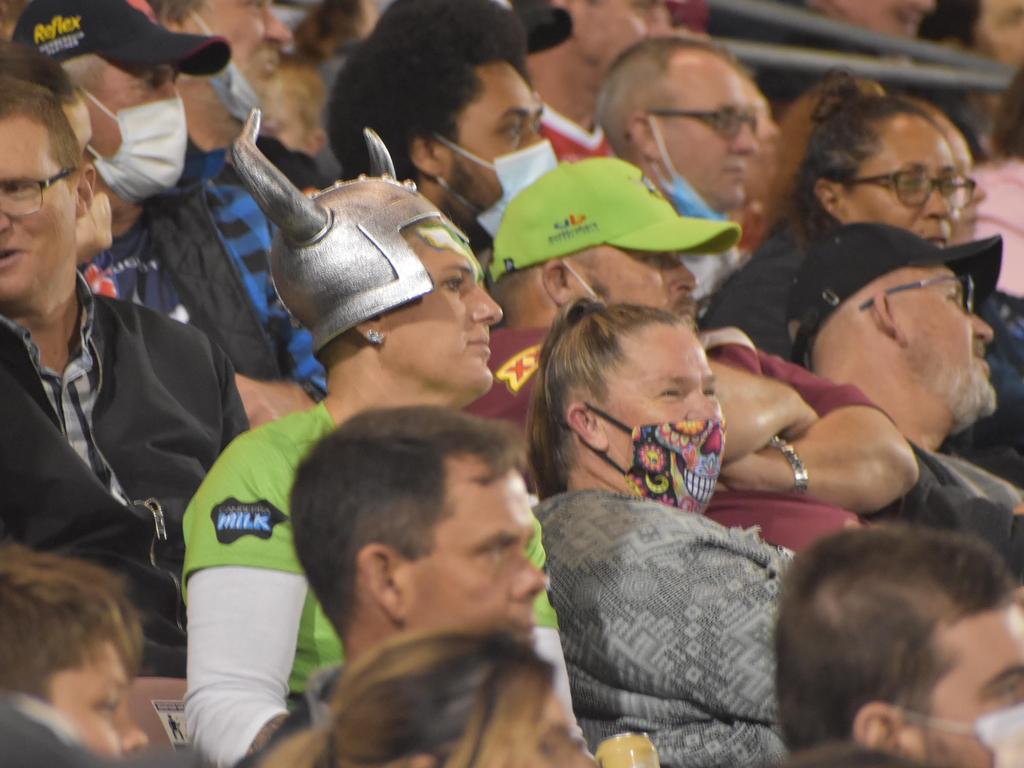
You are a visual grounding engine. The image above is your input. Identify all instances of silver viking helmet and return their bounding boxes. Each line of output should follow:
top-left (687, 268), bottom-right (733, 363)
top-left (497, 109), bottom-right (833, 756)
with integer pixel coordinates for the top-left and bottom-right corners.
top-left (232, 109), bottom-right (448, 351)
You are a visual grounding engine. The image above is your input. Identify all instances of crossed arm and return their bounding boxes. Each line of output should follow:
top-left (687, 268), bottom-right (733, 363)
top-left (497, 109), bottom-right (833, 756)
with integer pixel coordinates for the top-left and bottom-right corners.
top-left (711, 360), bottom-right (919, 513)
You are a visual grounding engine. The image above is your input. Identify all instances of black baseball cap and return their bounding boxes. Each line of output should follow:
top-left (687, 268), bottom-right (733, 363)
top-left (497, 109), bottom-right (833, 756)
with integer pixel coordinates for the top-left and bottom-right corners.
top-left (14, 0), bottom-right (230, 76)
top-left (787, 222), bottom-right (1002, 364)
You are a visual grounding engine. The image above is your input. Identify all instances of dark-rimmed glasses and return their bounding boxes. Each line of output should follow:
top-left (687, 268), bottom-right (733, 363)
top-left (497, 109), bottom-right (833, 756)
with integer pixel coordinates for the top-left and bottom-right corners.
top-left (647, 106), bottom-right (758, 140)
top-left (845, 168), bottom-right (976, 209)
top-left (857, 273), bottom-right (974, 313)
top-left (0, 168), bottom-right (76, 217)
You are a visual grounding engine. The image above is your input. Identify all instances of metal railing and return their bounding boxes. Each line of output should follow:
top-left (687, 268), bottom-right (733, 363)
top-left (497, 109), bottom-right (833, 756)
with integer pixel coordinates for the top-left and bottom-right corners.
top-left (708, 0), bottom-right (1012, 72)
top-left (719, 37), bottom-right (1013, 91)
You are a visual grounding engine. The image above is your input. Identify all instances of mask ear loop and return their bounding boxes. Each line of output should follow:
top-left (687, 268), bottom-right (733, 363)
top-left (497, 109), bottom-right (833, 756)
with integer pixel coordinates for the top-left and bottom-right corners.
top-left (82, 90), bottom-right (118, 122)
top-left (427, 173), bottom-right (483, 216)
top-left (580, 402), bottom-right (634, 475)
top-left (432, 133), bottom-right (496, 170)
top-left (190, 10), bottom-right (213, 35)
top-left (646, 115), bottom-right (683, 190)
top-left (561, 261), bottom-right (599, 300)
top-left (427, 134), bottom-right (495, 217)
top-left (81, 91), bottom-right (119, 163)
top-left (80, 92), bottom-right (122, 165)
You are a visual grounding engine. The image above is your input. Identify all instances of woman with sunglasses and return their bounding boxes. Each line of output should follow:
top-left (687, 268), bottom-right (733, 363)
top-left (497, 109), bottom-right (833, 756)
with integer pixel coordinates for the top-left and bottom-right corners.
top-left (703, 75), bottom-right (974, 361)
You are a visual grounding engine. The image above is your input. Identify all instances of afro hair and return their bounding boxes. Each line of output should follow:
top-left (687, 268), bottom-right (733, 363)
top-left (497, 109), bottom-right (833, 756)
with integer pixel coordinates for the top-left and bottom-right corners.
top-left (328, 0), bottom-right (529, 183)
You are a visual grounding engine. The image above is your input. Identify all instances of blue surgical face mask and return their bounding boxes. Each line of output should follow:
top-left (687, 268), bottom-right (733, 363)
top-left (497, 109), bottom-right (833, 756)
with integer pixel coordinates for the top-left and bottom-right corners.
top-left (647, 116), bottom-right (727, 222)
top-left (191, 12), bottom-right (262, 122)
top-left (433, 134), bottom-right (558, 236)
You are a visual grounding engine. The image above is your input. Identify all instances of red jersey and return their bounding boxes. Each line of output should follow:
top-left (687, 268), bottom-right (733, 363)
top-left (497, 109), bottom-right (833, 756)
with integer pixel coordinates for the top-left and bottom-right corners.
top-left (540, 106), bottom-right (612, 163)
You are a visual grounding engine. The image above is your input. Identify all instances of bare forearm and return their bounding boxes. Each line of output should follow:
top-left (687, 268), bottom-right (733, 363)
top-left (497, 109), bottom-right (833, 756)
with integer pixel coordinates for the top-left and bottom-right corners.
top-left (710, 360), bottom-right (817, 461)
top-left (720, 407), bottom-right (918, 511)
top-left (793, 407), bottom-right (917, 511)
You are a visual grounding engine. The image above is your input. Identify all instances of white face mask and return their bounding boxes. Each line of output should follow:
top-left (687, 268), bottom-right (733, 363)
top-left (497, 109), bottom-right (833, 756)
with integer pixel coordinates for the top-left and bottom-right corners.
top-left (904, 702), bottom-right (1024, 768)
top-left (977, 702), bottom-right (1024, 767)
top-left (85, 93), bottom-right (188, 203)
top-left (433, 135), bottom-right (558, 236)
top-left (191, 11), bottom-right (262, 122)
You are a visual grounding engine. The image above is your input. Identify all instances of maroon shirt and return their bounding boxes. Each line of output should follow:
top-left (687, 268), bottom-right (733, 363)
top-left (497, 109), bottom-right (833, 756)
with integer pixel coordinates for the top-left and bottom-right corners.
top-left (469, 328), bottom-right (879, 552)
top-left (465, 327), bottom-right (547, 428)
top-left (706, 344), bottom-right (874, 551)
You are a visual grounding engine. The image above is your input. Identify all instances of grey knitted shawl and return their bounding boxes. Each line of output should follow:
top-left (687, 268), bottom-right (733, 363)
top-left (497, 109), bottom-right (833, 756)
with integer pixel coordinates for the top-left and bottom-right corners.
top-left (535, 489), bottom-right (789, 768)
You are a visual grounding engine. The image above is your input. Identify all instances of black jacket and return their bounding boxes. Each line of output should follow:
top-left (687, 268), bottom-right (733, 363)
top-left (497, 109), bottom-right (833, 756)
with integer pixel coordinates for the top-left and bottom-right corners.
top-left (701, 226), bottom-right (803, 359)
top-left (0, 297), bottom-right (248, 676)
top-left (143, 179), bottom-right (284, 382)
top-left (890, 445), bottom-right (1024, 580)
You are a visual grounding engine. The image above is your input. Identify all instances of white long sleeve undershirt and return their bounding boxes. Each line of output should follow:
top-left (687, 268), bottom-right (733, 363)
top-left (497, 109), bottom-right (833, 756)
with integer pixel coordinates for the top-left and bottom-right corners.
top-left (185, 567), bottom-right (306, 767)
top-left (185, 566), bottom-right (578, 767)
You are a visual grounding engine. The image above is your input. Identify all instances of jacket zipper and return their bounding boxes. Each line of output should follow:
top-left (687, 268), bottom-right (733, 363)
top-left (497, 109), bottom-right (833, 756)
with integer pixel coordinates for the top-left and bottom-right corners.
top-left (90, 338), bottom-right (184, 633)
top-left (135, 496), bottom-right (185, 633)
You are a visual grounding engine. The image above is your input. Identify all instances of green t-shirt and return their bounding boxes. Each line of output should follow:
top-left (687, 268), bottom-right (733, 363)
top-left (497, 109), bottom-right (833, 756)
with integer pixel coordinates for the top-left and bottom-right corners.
top-left (183, 402), bottom-right (557, 696)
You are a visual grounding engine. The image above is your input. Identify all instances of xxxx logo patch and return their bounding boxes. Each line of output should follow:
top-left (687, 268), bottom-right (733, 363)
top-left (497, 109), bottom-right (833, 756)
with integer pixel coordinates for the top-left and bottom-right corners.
top-left (495, 344), bottom-right (542, 394)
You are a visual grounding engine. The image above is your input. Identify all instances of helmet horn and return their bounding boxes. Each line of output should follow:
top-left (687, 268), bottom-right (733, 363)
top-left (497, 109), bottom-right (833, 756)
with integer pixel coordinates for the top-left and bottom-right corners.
top-left (363, 127), bottom-right (397, 179)
top-left (232, 109), bottom-right (330, 245)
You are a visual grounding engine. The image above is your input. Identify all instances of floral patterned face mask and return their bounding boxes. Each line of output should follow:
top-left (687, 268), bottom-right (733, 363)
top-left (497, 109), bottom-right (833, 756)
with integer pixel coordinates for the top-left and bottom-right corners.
top-left (585, 403), bottom-right (725, 515)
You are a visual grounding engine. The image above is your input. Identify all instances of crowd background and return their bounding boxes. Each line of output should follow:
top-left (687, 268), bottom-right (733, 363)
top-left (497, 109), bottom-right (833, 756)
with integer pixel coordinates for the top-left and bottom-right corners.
top-left (5, 0), bottom-right (1024, 767)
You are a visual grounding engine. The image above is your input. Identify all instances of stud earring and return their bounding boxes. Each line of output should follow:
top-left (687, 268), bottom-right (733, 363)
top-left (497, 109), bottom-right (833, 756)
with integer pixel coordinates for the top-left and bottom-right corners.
top-left (366, 329), bottom-right (385, 346)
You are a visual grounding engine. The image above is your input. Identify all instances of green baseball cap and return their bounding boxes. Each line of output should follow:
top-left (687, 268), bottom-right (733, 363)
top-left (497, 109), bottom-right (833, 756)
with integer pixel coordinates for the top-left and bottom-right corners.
top-left (490, 157), bottom-right (742, 282)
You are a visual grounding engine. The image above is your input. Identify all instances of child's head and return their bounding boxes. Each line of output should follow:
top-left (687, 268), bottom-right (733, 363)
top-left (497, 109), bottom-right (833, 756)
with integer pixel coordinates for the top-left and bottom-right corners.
top-left (262, 54), bottom-right (327, 158)
top-left (0, 545), bottom-right (146, 757)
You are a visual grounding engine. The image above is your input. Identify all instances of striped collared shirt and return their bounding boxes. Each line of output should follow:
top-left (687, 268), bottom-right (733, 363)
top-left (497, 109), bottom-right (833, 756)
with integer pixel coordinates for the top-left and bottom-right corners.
top-left (0, 276), bottom-right (127, 502)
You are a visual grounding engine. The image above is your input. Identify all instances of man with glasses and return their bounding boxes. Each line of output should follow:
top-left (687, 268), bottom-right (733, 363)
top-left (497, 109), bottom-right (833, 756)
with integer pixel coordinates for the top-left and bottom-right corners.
top-left (16, 0), bottom-right (329, 429)
top-left (789, 222), bottom-right (1024, 571)
top-left (777, 525), bottom-right (1024, 768)
top-left (329, 0), bottom-right (565, 258)
top-left (599, 37), bottom-right (760, 220)
top-left (476, 158), bottom-right (919, 552)
top-left (0, 75), bottom-right (247, 676)
top-left (597, 36), bottom-right (768, 302)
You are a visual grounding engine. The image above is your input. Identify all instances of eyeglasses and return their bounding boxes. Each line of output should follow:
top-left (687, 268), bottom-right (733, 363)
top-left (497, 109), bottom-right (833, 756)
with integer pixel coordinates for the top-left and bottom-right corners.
top-left (0, 168), bottom-right (76, 217)
top-left (857, 273), bottom-right (974, 313)
top-left (845, 168), bottom-right (977, 209)
top-left (647, 106), bottom-right (758, 140)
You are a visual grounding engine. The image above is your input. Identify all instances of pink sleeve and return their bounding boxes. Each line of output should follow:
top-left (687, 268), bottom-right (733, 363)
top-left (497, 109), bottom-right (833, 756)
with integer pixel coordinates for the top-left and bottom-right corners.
top-left (974, 165), bottom-right (1024, 295)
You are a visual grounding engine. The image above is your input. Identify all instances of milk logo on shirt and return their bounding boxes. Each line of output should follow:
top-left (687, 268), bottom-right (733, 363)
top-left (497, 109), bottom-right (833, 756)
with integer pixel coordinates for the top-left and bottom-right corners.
top-left (211, 498), bottom-right (287, 544)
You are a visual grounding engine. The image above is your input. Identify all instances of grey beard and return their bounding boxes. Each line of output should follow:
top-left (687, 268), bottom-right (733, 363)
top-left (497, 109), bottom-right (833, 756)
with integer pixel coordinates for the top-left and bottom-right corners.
top-left (948, 361), bottom-right (997, 435)
top-left (911, 347), bottom-right (997, 436)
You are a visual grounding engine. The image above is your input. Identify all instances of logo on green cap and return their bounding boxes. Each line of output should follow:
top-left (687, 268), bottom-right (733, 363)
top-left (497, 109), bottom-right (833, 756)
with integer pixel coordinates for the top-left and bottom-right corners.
top-left (549, 212), bottom-right (598, 245)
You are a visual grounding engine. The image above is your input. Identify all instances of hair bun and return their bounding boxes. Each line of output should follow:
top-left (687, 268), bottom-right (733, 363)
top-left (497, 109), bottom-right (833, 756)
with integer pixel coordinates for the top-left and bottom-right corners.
top-left (811, 70), bottom-right (887, 124)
